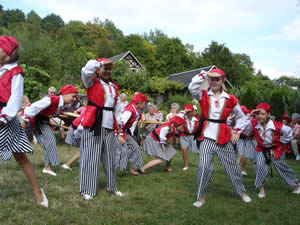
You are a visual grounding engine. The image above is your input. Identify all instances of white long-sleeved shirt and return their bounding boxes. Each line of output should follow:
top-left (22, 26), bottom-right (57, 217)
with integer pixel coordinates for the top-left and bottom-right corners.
top-left (244, 119), bottom-right (292, 147)
top-left (188, 72), bottom-right (247, 140)
top-left (24, 95), bottom-right (64, 118)
top-left (120, 104), bottom-right (139, 135)
top-left (0, 62), bottom-right (24, 124)
top-left (81, 60), bottom-right (121, 129)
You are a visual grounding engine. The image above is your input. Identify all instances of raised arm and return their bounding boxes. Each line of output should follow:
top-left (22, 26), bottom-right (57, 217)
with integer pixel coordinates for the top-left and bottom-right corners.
top-left (81, 60), bottom-right (101, 88)
top-left (188, 71), bottom-right (207, 101)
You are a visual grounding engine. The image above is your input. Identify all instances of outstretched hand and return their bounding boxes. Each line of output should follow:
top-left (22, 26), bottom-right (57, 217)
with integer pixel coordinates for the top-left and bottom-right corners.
top-left (231, 133), bottom-right (240, 145)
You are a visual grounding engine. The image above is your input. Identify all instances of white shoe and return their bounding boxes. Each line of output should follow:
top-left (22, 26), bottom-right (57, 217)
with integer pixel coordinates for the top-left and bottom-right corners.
top-left (258, 192), bottom-right (266, 198)
top-left (38, 188), bottom-right (48, 208)
top-left (42, 168), bottom-right (57, 176)
top-left (62, 164), bottom-right (72, 171)
top-left (241, 171), bottom-right (248, 176)
top-left (292, 185), bottom-right (300, 194)
top-left (115, 191), bottom-right (124, 197)
top-left (182, 167), bottom-right (189, 171)
top-left (83, 194), bottom-right (93, 200)
top-left (193, 201), bottom-right (205, 208)
top-left (241, 194), bottom-right (252, 203)
top-left (296, 155), bottom-right (300, 161)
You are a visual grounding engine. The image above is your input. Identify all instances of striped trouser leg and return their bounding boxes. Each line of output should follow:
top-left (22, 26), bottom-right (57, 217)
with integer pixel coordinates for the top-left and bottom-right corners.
top-left (127, 135), bottom-right (144, 170)
top-left (34, 123), bottom-right (59, 166)
top-left (216, 142), bottom-right (245, 196)
top-left (271, 153), bottom-right (299, 188)
top-left (196, 139), bottom-right (215, 200)
top-left (100, 129), bottom-right (118, 193)
top-left (79, 128), bottom-right (103, 196)
top-left (255, 152), bottom-right (269, 188)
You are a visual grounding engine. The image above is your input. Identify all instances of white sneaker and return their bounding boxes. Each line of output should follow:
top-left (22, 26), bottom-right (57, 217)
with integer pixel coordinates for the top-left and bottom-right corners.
top-left (292, 185), bottom-right (300, 194)
top-left (115, 191), bottom-right (124, 197)
top-left (258, 192), bottom-right (266, 198)
top-left (182, 167), bottom-right (189, 171)
top-left (296, 155), bottom-right (300, 161)
top-left (38, 188), bottom-right (48, 208)
top-left (42, 168), bottom-right (57, 176)
top-left (241, 171), bottom-right (248, 176)
top-left (83, 194), bottom-right (93, 200)
top-left (62, 164), bottom-right (72, 171)
top-left (193, 201), bottom-right (205, 208)
top-left (241, 194), bottom-right (252, 203)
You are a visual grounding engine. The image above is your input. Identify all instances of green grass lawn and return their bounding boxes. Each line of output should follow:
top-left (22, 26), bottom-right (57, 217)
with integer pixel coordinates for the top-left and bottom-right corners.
top-left (1, 135), bottom-right (300, 225)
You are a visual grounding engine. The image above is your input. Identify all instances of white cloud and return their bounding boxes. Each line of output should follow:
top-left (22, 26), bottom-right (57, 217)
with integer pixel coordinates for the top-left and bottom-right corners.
top-left (254, 62), bottom-right (298, 80)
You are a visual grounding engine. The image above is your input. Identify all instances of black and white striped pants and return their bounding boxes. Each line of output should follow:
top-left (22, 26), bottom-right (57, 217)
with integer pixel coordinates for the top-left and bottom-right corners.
top-left (33, 122), bottom-right (59, 166)
top-left (79, 127), bottom-right (118, 197)
top-left (196, 138), bottom-right (245, 200)
top-left (255, 151), bottom-right (299, 189)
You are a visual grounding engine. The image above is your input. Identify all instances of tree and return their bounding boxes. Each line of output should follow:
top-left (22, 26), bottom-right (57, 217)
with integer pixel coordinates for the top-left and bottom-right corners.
top-left (1, 8), bottom-right (25, 27)
top-left (41, 13), bottom-right (65, 33)
top-left (26, 10), bottom-right (41, 24)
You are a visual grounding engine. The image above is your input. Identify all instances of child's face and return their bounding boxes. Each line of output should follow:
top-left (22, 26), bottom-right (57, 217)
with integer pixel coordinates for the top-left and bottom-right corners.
top-left (282, 119), bottom-right (288, 125)
top-left (63, 93), bottom-right (78, 105)
top-left (208, 76), bottom-right (224, 92)
top-left (0, 48), bottom-right (9, 64)
top-left (257, 109), bottom-right (270, 124)
top-left (185, 110), bottom-right (194, 119)
top-left (98, 64), bottom-right (113, 82)
top-left (176, 124), bottom-right (185, 133)
top-left (137, 101), bottom-right (147, 110)
top-left (82, 100), bottom-right (88, 107)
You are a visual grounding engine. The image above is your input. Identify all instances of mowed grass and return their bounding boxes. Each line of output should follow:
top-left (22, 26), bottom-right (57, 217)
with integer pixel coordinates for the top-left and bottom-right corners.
top-left (1, 133), bottom-right (300, 225)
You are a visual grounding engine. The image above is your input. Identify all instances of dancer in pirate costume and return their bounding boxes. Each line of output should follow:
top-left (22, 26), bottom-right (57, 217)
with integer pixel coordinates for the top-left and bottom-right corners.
top-left (178, 104), bottom-right (199, 171)
top-left (23, 85), bottom-right (78, 176)
top-left (245, 103), bottom-right (300, 198)
top-left (62, 97), bottom-right (88, 170)
top-left (140, 116), bottom-right (185, 173)
top-left (116, 93), bottom-right (149, 175)
top-left (188, 68), bottom-right (251, 208)
top-left (0, 36), bottom-right (48, 207)
top-left (236, 105), bottom-right (256, 175)
top-left (79, 58), bottom-right (123, 200)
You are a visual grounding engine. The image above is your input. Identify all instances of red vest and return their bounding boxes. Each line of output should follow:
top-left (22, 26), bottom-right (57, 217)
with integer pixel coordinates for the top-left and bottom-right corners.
top-left (122, 104), bottom-right (140, 129)
top-left (81, 77), bottom-right (119, 128)
top-left (150, 124), bottom-right (176, 142)
top-left (181, 117), bottom-right (199, 136)
top-left (39, 96), bottom-right (61, 117)
top-left (251, 119), bottom-right (284, 159)
top-left (198, 90), bottom-right (238, 145)
top-left (0, 66), bottom-right (24, 111)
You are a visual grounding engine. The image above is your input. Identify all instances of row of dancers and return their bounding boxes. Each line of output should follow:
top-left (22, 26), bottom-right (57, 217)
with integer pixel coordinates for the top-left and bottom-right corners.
top-left (0, 35), bottom-right (299, 209)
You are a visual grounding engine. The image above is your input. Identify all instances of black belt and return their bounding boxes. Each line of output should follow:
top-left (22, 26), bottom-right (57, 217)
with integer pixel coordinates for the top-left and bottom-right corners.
top-left (88, 100), bottom-right (114, 136)
top-left (194, 115), bottom-right (227, 147)
top-left (183, 131), bottom-right (193, 135)
top-left (152, 130), bottom-right (160, 142)
top-left (71, 123), bottom-right (77, 130)
top-left (0, 101), bottom-right (7, 109)
top-left (262, 146), bottom-right (276, 177)
top-left (240, 135), bottom-right (253, 140)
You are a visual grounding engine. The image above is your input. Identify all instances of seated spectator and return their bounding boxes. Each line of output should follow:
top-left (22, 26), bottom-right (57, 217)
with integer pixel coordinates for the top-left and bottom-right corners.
top-left (290, 113), bottom-right (300, 160)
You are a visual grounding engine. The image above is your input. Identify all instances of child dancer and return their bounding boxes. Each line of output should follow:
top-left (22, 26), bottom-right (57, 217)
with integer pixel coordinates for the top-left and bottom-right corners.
top-left (140, 116), bottom-right (185, 173)
top-left (236, 105), bottom-right (256, 175)
top-left (79, 58), bottom-right (123, 200)
top-left (0, 36), bottom-right (48, 207)
top-left (188, 68), bottom-right (251, 208)
top-left (62, 97), bottom-right (88, 170)
top-left (116, 93), bottom-right (149, 175)
top-left (178, 104), bottom-right (199, 171)
top-left (245, 103), bottom-right (300, 198)
top-left (23, 85), bottom-right (78, 176)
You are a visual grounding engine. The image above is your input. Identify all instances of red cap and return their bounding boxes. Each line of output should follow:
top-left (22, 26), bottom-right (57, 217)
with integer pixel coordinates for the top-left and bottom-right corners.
top-left (209, 68), bottom-right (225, 79)
top-left (256, 102), bottom-right (271, 113)
top-left (169, 115), bottom-right (185, 126)
top-left (132, 93), bottom-right (149, 104)
top-left (59, 85), bottom-right (78, 95)
top-left (240, 105), bottom-right (249, 115)
top-left (0, 36), bottom-right (19, 56)
top-left (183, 104), bottom-right (194, 112)
top-left (280, 112), bottom-right (291, 123)
top-left (96, 58), bottom-right (112, 67)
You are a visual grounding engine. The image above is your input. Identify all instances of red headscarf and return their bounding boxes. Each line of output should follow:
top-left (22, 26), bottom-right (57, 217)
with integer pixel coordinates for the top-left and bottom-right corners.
top-left (131, 93), bottom-right (149, 104)
top-left (169, 115), bottom-right (185, 126)
top-left (256, 102), bottom-right (271, 113)
top-left (0, 36), bottom-right (19, 56)
top-left (209, 68), bottom-right (225, 79)
top-left (279, 112), bottom-right (291, 123)
top-left (59, 85), bottom-right (78, 95)
top-left (183, 104), bottom-right (194, 112)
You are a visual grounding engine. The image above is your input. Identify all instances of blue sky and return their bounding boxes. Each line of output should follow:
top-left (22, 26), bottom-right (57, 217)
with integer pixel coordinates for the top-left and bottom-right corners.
top-left (2, 0), bottom-right (300, 79)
